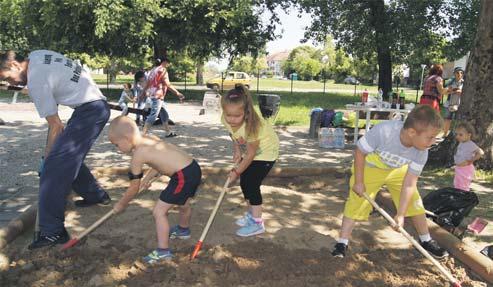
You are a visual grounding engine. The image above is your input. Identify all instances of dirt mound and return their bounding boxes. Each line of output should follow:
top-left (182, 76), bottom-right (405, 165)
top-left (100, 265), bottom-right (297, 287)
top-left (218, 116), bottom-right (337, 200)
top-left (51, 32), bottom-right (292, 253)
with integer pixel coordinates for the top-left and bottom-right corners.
top-left (0, 175), bottom-right (486, 286)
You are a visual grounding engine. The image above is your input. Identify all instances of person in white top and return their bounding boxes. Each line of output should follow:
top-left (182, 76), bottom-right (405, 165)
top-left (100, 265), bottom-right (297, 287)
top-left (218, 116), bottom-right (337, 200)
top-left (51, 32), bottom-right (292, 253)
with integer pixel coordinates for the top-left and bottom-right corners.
top-left (118, 82), bottom-right (135, 115)
top-left (0, 50), bottom-right (111, 249)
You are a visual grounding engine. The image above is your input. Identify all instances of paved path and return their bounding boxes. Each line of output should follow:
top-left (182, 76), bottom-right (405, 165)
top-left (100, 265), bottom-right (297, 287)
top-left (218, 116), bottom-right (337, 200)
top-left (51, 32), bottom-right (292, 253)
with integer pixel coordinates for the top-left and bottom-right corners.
top-left (0, 100), bottom-right (353, 229)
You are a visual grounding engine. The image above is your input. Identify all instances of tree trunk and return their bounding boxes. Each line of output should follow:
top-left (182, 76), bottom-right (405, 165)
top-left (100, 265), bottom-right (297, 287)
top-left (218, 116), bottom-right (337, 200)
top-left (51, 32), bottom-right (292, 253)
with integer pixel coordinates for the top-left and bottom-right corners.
top-left (368, 0), bottom-right (393, 99)
top-left (429, 0), bottom-right (493, 169)
top-left (377, 49), bottom-right (392, 100)
top-left (108, 61), bottom-right (117, 84)
top-left (196, 62), bottom-right (204, 85)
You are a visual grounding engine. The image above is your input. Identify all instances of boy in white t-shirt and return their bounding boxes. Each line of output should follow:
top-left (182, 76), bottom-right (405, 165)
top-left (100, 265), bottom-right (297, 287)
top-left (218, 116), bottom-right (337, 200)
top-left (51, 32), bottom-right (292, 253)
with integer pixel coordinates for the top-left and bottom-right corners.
top-left (331, 105), bottom-right (448, 259)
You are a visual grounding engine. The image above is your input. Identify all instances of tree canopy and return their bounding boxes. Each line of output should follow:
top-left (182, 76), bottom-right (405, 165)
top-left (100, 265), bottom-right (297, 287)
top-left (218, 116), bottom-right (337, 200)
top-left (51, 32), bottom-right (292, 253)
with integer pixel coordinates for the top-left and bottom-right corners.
top-left (293, 0), bottom-right (480, 94)
top-left (0, 0), bottom-right (285, 82)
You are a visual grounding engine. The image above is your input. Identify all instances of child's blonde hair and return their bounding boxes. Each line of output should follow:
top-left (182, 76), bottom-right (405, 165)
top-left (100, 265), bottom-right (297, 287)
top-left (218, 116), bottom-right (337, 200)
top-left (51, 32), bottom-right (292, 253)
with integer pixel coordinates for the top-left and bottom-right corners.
top-left (455, 122), bottom-right (475, 138)
top-left (123, 82), bottom-right (132, 89)
top-left (221, 84), bottom-right (261, 139)
top-left (403, 105), bottom-right (444, 133)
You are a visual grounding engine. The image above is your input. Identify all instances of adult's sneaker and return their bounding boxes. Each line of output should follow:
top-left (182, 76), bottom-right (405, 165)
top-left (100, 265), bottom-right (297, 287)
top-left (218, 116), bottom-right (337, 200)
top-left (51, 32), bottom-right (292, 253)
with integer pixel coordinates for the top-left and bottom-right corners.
top-left (28, 228), bottom-right (70, 250)
top-left (236, 219), bottom-right (265, 237)
top-left (74, 192), bottom-right (111, 208)
top-left (331, 243), bottom-right (348, 258)
top-left (420, 239), bottom-right (449, 259)
top-left (169, 225), bottom-right (191, 239)
top-left (235, 212), bottom-right (253, 227)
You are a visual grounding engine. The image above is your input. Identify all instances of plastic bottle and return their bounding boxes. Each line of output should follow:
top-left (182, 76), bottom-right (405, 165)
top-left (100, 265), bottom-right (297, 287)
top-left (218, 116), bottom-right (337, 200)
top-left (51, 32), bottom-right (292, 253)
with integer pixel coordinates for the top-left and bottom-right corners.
top-left (399, 89), bottom-right (405, 109)
top-left (362, 89), bottom-right (369, 103)
top-left (377, 88), bottom-right (383, 102)
top-left (377, 88), bottom-right (383, 108)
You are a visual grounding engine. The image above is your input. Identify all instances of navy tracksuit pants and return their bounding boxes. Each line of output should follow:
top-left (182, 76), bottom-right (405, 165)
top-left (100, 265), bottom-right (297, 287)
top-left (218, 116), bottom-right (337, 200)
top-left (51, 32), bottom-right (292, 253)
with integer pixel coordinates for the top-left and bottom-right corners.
top-left (38, 100), bottom-right (110, 236)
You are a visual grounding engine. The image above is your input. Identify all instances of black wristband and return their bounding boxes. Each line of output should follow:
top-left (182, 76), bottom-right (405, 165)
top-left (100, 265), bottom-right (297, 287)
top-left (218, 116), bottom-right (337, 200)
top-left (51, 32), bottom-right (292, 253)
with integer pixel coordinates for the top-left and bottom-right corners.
top-left (128, 172), bottom-right (144, 180)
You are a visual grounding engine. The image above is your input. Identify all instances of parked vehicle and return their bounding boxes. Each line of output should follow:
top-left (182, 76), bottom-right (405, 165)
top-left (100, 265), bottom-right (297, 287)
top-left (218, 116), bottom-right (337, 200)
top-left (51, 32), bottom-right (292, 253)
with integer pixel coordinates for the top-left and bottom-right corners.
top-left (343, 76), bottom-right (360, 85)
top-left (206, 71), bottom-right (251, 90)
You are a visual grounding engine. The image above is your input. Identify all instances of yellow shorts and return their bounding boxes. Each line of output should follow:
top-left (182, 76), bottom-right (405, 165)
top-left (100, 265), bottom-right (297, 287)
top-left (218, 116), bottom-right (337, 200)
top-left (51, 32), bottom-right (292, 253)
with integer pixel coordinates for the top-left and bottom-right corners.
top-left (343, 164), bottom-right (425, 221)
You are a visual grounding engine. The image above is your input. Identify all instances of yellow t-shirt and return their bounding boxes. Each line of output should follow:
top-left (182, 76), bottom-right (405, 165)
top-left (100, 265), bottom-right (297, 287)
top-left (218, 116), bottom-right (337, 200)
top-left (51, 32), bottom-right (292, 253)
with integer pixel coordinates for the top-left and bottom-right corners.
top-left (221, 114), bottom-right (279, 161)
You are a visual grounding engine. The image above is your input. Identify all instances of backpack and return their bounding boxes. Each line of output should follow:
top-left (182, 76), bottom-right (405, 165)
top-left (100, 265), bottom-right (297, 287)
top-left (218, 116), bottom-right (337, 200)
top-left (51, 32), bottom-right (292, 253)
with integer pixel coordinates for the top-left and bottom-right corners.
top-left (422, 187), bottom-right (479, 230)
top-left (320, 109), bottom-right (336, 128)
top-left (333, 111), bottom-right (344, 127)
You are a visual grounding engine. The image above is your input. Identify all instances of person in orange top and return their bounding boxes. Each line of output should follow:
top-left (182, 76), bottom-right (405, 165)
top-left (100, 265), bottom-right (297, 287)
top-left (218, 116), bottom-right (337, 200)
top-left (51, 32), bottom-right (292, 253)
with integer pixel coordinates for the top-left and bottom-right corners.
top-left (419, 64), bottom-right (448, 112)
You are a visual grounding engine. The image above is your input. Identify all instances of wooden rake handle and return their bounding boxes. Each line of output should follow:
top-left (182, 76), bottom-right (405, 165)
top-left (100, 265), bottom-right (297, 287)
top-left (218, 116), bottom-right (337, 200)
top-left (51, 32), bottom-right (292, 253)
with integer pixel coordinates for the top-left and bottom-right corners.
top-left (197, 178), bottom-right (231, 243)
top-left (61, 175), bottom-right (161, 251)
top-left (361, 192), bottom-right (461, 287)
top-left (190, 177), bottom-right (231, 260)
top-left (77, 209), bottom-right (115, 239)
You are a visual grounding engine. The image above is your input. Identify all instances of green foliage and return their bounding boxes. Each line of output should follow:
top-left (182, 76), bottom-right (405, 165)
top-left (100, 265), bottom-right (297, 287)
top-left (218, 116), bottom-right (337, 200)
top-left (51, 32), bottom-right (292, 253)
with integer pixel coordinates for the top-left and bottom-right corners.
top-left (330, 49), bottom-right (354, 83)
top-left (283, 46), bottom-right (320, 80)
top-left (230, 55), bottom-right (268, 74)
top-left (231, 56), bottom-right (256, 74)
top-left (442, 0), bottom-right (481, 60)
top-left (292, 56), bottom-right (321, 81)
top-left (353, 55), bottom-right (377, 84)
top-left (0, 0), bottom-right (284, 82)
top-left (0, 0), bottom-right (28, 51)
top-left (293, 0), bottom-right (480, 89)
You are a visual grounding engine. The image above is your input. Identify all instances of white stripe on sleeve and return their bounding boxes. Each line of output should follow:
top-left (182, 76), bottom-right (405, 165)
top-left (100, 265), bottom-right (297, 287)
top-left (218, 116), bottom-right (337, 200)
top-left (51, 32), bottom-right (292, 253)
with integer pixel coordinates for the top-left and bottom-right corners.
top-left (409, 162), bottom-right (424, 174)
top-left (357, 137), bottom-right (375, 153)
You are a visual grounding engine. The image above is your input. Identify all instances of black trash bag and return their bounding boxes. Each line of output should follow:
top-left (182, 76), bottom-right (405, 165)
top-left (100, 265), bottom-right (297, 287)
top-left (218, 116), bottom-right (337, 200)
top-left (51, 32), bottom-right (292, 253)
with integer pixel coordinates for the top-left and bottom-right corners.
top-left (422, 187), bottom-right (479, 229)
top-left (258, 94), bottom-right (281, 121)
top-left (480, 245), bottom-right (493, 260)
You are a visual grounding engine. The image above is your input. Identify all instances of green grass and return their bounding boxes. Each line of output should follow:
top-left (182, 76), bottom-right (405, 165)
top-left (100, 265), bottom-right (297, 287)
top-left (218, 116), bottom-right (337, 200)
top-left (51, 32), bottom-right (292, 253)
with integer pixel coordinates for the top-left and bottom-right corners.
top-left (1, 79), bottom-right (417, 127)
top-left (92, 74), bottom-right (420, 96)
top-left (423, 167), bottom-right (493, 183)
top-left (256, 90), bottom-right (358, 126)
top-left (99, 87), bottom-right (357, 126)
top-left (252, 78), bottom-right (378, 91)
top-left (92, 74), bottom-right (134, 85)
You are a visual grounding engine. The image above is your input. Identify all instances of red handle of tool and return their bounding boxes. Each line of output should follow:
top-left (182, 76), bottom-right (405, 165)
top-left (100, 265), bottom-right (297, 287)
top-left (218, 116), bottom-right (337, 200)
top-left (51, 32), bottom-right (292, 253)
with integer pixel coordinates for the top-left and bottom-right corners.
top-left (61, 176), bottom-right (160, 251)
top-left (190, 178), bottom-right (230, 260)
top-left (60, 209), bottom-right (115, 250)
top-left (190, 241), bottom-right (203, 260)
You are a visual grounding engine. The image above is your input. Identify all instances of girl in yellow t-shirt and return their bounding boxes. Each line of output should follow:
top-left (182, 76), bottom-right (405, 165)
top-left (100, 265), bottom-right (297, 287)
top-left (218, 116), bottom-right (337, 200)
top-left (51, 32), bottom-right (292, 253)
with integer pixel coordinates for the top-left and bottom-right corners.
top-left (221, 84), bottom-right (279, 237)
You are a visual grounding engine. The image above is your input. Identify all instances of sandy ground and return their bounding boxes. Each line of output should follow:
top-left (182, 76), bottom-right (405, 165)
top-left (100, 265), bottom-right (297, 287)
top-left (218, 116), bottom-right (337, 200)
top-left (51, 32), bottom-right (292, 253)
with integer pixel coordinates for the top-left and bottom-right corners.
top-left (0, 99), bottom-right (491, 286)
top-left (0, 100), bottom-right (352, 225)
top-left (0, 174), bottom-right (487, 287)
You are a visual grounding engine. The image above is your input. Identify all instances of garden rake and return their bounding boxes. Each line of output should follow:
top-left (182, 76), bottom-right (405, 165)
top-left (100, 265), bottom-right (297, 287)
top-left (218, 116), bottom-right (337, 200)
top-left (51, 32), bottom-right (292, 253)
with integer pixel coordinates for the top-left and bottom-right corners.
top-left (361, 192), bottom-right (462, 287)
top-left (61, 174), bottom-right (160, 251)
top-left (190, 177), bottom-right (231, 260)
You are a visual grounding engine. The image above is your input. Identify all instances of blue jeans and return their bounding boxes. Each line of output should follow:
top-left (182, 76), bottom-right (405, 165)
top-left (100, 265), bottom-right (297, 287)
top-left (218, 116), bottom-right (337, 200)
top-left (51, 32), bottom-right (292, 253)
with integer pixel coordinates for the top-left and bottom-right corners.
top-left (145, 98), bottom-right (169, 125)
top-left (38, 100), bottom-right (110, 236)
top-left (136, 97), bottom-right (146, 121)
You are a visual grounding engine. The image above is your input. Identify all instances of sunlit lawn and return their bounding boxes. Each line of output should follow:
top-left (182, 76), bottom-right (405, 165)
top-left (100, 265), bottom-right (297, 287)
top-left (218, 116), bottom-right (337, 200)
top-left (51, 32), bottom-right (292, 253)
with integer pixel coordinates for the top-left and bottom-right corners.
top-left (92, 74), bottom-right (419, 96)
top-left (2, 74), bottom-right (422, 126)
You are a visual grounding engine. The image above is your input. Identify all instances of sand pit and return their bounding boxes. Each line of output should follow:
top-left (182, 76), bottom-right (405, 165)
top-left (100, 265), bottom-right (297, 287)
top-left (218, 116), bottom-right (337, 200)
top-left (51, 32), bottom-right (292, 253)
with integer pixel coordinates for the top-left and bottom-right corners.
top-left (0, 174), bottom-right (487, 287)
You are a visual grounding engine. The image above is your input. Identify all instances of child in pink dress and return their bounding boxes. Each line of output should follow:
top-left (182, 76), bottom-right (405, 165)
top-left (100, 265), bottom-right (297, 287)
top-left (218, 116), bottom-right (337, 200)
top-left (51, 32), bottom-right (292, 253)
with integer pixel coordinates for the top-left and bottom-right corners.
top-left (454, 122), bottom-right (484, 191)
